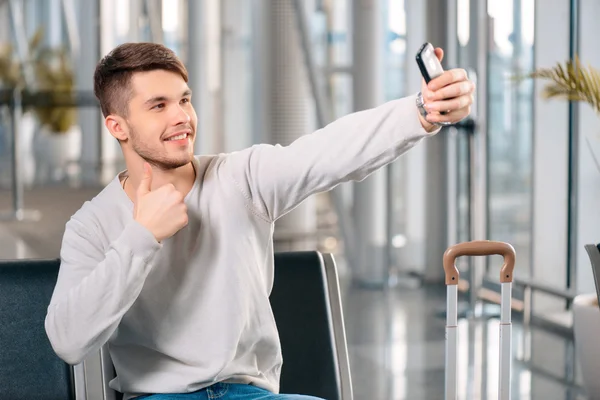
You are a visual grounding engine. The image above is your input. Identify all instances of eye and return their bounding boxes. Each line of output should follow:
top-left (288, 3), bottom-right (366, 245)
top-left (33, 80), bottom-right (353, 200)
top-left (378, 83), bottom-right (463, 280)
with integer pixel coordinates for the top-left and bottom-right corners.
top-left (181, 98), bottom-right (190, 104)
top-left (152, 103), bottom-right (165, 110)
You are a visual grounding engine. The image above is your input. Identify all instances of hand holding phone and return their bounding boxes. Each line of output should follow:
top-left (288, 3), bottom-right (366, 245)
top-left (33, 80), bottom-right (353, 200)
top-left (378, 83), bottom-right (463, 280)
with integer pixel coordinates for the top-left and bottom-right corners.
top-left (414, 42), bottom-right (475, 128)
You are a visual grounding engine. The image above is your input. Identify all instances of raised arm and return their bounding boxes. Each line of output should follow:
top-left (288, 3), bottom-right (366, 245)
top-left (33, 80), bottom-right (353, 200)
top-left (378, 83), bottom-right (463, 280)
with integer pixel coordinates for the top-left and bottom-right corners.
top-left (224, 94), bottom-right (434, 222)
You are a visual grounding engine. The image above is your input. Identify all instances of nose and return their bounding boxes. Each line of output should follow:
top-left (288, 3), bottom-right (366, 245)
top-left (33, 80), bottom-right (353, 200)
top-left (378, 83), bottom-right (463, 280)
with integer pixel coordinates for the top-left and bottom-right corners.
top-left (172, 104), bottom-right (191, 125)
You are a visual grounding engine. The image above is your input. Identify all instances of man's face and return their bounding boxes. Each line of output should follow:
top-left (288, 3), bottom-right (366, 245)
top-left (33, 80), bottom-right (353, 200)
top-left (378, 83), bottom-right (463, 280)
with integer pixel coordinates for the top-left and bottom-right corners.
top-left (121, 69), bottom-right (197, 170)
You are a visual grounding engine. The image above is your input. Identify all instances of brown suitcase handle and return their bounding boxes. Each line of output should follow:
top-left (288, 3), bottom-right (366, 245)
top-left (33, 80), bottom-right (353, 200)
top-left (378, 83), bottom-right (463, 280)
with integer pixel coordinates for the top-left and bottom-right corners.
top-left (443, 240), bottom-right (516, 285)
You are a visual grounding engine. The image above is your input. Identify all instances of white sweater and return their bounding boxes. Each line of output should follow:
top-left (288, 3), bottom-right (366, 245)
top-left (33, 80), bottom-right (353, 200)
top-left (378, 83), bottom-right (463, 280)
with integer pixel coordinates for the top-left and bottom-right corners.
top-left (45, 94), bottom-right (437, 399)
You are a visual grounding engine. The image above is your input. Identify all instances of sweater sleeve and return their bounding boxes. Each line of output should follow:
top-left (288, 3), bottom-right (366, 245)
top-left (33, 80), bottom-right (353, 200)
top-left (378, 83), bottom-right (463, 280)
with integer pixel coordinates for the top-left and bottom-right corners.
top-left (224, 94), bottom-right (438, 222)
top-left (45, 214), bottom-right (161, 365)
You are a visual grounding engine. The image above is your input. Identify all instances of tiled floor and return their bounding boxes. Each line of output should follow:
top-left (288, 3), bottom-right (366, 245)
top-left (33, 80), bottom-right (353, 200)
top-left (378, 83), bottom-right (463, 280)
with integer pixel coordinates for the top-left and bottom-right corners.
top-left (340, 283), bottom-right (587, 399)
top-left (0, 184), bottom-right (590, 400)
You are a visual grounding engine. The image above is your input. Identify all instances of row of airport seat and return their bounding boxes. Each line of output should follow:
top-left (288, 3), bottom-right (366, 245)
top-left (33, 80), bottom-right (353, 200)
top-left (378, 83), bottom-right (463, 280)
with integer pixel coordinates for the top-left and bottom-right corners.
top-left (0, 251), bottom-right (354, 400)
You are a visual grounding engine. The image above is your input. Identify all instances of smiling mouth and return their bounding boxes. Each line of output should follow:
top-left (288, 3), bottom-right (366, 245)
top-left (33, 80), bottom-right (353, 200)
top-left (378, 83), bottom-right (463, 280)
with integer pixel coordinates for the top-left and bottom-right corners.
top-left (164, 132), bottom-right (190, 141)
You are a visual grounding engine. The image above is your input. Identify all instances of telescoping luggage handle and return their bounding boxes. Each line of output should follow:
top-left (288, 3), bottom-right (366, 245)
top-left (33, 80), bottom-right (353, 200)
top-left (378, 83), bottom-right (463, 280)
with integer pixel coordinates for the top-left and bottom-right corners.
top-left (442, 240), bottom-right (516, 400)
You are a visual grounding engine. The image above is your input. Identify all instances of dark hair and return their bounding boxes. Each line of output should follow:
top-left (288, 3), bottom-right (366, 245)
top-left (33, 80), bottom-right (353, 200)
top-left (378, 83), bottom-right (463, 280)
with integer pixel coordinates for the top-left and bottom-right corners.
top-left (93, 42), bottom-right (188, 118)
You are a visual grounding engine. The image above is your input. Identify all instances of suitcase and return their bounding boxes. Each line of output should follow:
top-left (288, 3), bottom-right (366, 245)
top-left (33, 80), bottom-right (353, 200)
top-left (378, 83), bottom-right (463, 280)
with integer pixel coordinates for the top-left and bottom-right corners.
top-left (443, 240), bottom-right (516, 400)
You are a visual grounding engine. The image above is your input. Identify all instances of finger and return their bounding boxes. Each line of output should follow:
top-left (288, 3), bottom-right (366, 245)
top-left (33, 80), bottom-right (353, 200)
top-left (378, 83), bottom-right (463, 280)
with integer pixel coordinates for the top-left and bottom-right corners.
top-left (425, 94), bottom-right (474, 113)
top-left (425, 107), bottom-right (470, 125)
top-left (137, 162), bottom-right (153, 196)
top-left (170, 189), bottom-right (184, 203)
top-left (428, 80), bottom-right (474, 102)
top-left (428, 68), bottom-right (468, 91)
top-left (434, 47), bottom-right (444, 63)
top-left (421, 48), bottom-right (444, 95)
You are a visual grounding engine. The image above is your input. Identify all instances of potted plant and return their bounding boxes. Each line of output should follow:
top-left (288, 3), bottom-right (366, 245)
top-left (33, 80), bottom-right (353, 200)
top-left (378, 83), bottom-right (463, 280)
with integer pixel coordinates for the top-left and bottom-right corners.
top-left (529, 57), bottom-right (600, 399)
top-left (0, 34), bottom-right (38, 186)
top-left (529, 56), bottom-right (599, 112)
top-left (0, 28), bottom-right (80, 184)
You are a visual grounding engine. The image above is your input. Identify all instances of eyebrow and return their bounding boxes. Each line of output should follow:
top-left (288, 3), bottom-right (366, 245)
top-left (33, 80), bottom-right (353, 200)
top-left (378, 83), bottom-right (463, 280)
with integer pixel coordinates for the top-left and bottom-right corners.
top-left (144, 89), bottom-right (192, 105)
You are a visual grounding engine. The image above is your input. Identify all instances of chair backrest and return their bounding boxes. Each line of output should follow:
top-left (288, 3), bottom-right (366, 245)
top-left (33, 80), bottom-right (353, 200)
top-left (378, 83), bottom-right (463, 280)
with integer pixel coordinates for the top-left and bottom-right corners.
top-left (0, 258), bottom-right (75, 400)
top-left (584, 244), bottom-right (600, 307)
top-left (270, 251), bottom-right (353, 400)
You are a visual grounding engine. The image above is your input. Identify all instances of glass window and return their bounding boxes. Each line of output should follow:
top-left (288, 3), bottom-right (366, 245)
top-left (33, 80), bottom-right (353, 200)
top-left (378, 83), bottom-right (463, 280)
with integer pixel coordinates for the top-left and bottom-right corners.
top-left (486, 0), bottom-right (535, 277)
top-left (384, 0), bottom-right (409, 270)
top-left (162, 0), bottom-right (186, 56)
top-left (385, 0), bottom-right (406, 101)
top-left (325, 0), bottom-right (352, 119)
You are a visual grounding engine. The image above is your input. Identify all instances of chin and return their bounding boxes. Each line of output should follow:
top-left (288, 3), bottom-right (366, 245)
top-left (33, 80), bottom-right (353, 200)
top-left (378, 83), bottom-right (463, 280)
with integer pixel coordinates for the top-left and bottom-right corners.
top-left (131, 142), bottom-right (195, 170)
top-left (147, 156), bottom-right (193, 171)
top-left (170, 156), bottom-right (194, 170)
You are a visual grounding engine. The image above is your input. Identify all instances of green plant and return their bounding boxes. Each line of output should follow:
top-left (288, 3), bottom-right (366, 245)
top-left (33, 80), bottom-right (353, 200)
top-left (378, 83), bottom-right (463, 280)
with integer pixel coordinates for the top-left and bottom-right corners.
top-left (0, 28), bottom-right (76, 133)
top-left (528, 55), bottom-right (600, 115)
top-left (528, 56), bottom-right (600, 173)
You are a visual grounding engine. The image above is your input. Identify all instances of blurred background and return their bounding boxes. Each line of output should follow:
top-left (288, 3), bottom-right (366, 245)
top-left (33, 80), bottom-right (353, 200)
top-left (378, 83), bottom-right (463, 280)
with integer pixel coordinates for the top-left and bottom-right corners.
top-left (1, 0), bottom-right (600, 399)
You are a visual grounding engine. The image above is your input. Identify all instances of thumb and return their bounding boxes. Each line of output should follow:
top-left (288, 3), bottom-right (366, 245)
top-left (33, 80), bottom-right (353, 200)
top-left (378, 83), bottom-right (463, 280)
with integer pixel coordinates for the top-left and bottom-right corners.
top-left (434, 47), bottom-right (444, 63)
top-left (137, 162), bottom-right (153, 196)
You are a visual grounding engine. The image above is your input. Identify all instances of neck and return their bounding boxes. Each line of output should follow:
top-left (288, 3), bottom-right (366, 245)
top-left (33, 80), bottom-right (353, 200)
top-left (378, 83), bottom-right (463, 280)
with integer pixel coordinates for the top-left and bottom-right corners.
top-left (122, 159), bottom-right (196, 200)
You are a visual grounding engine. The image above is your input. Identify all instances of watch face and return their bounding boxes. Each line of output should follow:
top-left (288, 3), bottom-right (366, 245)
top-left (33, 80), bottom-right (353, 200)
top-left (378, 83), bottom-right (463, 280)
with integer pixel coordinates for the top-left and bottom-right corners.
top-left (416, 93), bottom-right (428, 118)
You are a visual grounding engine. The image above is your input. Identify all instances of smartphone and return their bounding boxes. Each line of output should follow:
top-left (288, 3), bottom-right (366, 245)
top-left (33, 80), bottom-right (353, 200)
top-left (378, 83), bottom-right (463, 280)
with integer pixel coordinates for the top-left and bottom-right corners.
top-left (416, 42), bottom-right (444, 84)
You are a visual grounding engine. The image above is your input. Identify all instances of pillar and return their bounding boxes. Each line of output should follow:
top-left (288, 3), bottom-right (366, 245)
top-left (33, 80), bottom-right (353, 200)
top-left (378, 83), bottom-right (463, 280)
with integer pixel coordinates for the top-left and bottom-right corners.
top-left (75, 0), bottom-right (101, 185)
top-left (188, 0), bottom-right (224, 155)
top-left (531, 0), bottom-right (570, 303)
top-left (423, 0), bottom-right (450, 282)
top-left (351, 0), bottom-right (388, 286)
top-left (253, 0), bottom-right (317, 251)
top-left (0, 2), bottom-right (8, 41)
top-left (187, 0), bottom-right (204, 154)
top-left (222, 0), bottom-right (254, 152)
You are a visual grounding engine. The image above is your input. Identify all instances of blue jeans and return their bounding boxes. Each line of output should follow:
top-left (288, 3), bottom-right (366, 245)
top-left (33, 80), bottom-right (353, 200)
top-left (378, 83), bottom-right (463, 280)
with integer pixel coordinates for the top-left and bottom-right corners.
top-left (135, 382), bottom-right (324, 400)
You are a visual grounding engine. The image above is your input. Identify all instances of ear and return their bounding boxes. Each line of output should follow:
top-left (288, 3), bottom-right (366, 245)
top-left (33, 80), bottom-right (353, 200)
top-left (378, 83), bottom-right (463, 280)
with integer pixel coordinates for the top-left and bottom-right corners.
top-left (105, 115), bottom-right (129, 141)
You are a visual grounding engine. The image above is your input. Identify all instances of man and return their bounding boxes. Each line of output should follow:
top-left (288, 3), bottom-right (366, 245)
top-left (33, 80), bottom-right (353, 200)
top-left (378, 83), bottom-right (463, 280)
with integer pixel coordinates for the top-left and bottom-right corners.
top-left (45, 42), bottom-right (474, 399)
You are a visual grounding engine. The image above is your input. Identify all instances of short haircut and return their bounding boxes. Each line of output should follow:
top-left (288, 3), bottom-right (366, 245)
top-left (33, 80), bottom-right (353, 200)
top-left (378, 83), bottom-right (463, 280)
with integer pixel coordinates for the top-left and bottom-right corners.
top-left (93, 42), bottom-right (188, 118)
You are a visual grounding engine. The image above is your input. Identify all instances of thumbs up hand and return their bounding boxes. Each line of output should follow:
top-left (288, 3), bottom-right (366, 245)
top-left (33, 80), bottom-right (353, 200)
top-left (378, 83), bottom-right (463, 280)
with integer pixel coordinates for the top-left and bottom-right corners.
top-left (133, 162), bottom-right (189, 243)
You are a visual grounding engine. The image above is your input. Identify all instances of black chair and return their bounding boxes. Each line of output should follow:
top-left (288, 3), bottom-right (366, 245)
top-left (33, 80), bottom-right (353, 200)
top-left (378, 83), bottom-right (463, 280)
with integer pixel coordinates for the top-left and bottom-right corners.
top-left (270, 251), bottom-right (353, 400)
top-left (0, 258), bottom-right (75, 400)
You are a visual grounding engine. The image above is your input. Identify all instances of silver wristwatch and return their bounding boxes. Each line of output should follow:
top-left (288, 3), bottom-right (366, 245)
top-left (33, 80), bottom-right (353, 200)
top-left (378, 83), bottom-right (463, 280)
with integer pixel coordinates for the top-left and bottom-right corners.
top-left (416, 91), bottom-right (452, 127)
